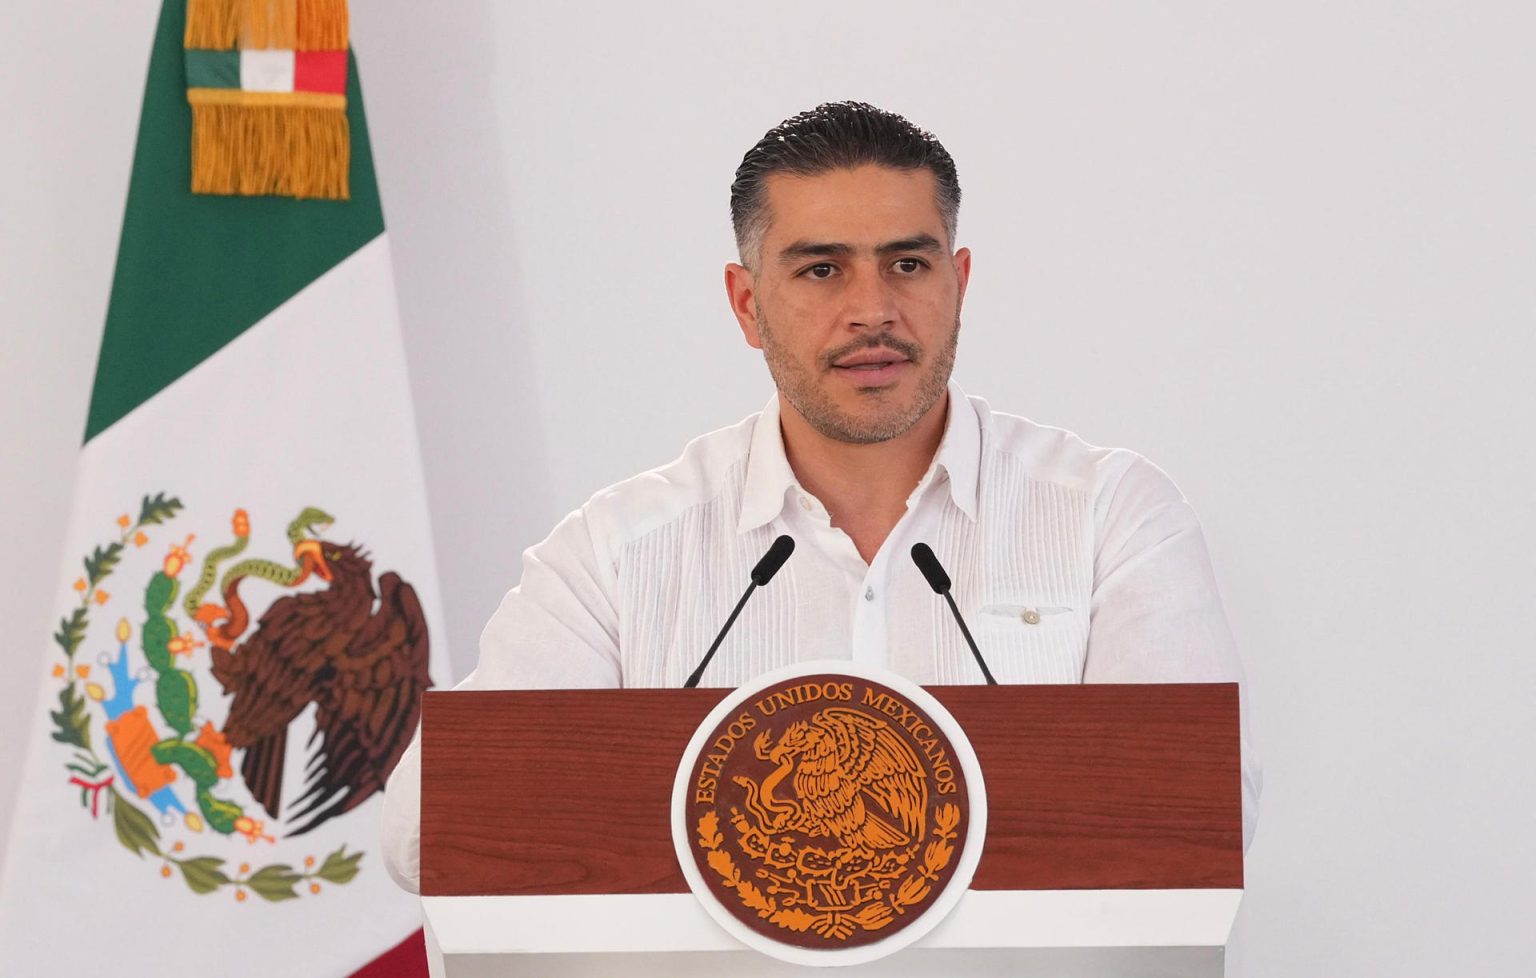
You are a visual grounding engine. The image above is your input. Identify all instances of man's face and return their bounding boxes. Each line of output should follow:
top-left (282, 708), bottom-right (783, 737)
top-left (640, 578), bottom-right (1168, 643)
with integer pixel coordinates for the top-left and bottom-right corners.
top-left (726, 165), bottom-right (971, 445)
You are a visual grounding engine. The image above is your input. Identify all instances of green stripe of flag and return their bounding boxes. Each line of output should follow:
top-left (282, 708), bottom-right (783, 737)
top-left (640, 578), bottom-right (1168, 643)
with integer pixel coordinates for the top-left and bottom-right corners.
top-left (183, 49), bottom-right (241, 88)
top-left (85, 0), bottom-right (384, 443)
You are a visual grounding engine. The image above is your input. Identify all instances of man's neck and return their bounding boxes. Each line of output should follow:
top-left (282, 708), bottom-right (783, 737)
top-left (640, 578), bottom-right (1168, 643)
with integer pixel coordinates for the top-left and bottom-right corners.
top-left (779, 392), bottom-right (949, 564)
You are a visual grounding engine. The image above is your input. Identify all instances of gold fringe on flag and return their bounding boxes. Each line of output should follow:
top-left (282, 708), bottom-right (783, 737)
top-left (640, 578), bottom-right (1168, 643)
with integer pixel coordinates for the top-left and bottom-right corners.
top-left (189, 91), bottom-right (350, 200)
top-left (238, 0), bottom-right (298, 50)
top-left (297, 0), bottom-right (349, 50)
top-left (184, 0), bottom-right (240, 48)
top-left (187, 0), bottom-right (346, 49)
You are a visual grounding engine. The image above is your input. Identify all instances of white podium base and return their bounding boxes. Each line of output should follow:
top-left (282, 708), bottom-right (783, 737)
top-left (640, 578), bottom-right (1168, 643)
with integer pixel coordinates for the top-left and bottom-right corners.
top-left (422, 889), bottom-right (1241, 977)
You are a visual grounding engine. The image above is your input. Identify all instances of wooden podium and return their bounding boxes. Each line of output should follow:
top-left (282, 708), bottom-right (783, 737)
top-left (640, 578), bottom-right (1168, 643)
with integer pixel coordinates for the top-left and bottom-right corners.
top-left (418, 683), bottom-right (1243, 976)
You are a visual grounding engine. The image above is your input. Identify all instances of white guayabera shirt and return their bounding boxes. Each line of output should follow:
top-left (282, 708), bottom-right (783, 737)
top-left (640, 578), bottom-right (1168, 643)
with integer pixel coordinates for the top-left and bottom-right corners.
top-left (382, 382), bottom-right (1261, 891)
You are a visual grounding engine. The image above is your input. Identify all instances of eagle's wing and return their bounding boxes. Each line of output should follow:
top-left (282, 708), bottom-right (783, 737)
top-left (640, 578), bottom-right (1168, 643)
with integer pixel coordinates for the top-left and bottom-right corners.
top-left (795, 708), bottom-right (928, 849)
top-left (856, 716), bottom-right (928, 842)
top-left (286, 572), bottom-right (432, 836)
top-left (819, 707), bottom-right (927, 842)
top-left (213, 588), bottom-right (355, 819)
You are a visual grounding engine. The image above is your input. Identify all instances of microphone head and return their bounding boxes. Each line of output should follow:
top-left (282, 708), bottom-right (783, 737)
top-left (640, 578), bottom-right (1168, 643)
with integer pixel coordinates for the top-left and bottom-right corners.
top-left (910, 542), bottom-right (951, 594)
top-left (751, 534), bottom-right (796, 586)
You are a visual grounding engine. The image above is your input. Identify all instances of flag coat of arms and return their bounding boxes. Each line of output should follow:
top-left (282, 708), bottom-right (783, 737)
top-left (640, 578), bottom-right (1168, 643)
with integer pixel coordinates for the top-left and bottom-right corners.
top-left (0, 2), bottom-right (444, 974)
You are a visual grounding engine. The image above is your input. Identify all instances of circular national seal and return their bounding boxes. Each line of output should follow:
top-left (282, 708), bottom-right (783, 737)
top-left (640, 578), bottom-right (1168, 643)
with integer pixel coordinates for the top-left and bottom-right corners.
top-left (672, 661), bottom-right (986, 966)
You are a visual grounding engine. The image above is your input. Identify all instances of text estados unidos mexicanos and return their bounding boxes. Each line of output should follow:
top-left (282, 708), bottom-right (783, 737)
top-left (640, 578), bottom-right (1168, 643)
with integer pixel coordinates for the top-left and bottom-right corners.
top-left (692, 682), bottom-right (958, 804)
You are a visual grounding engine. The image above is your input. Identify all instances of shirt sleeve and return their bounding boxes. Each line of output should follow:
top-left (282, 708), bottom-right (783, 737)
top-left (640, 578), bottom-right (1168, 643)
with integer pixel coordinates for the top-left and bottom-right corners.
top-left (380, 506), bottom-right (624, 892)
top-left (1082, 454), bottom-right (1263, 851)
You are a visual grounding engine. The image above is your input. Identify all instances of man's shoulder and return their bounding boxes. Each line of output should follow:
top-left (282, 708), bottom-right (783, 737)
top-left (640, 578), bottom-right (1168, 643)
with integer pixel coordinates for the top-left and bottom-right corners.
top-left (972, 397), bottom-right (1186, 511)
top-left (577, 411), bottom-right (759, 546)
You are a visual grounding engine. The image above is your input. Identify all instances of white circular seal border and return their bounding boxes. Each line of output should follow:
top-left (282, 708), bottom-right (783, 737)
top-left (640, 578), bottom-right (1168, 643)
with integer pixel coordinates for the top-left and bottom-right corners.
top-left (670, 659), bottom-right (988, 967)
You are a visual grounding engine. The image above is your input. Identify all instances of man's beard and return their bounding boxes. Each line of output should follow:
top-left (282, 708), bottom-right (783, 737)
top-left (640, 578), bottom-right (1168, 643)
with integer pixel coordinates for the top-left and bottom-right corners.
top-left (756, 305), bottom-right (959, 445)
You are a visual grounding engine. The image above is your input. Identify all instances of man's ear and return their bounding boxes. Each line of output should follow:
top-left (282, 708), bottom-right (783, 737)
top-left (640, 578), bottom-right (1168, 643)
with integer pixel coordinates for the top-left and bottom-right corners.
top-left (952, 246), bottom-right (972, 315)
top-left (724, 262), bottom-right (763, 350)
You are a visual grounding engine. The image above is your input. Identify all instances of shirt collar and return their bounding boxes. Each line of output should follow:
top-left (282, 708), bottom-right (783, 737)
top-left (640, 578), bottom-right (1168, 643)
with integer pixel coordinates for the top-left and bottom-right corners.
top-left (932, 379), bottom-right (980, 521)
top-left (736, 379), bottom-right (981, 534)
top-left (737, 393), bottom-right (798, 533)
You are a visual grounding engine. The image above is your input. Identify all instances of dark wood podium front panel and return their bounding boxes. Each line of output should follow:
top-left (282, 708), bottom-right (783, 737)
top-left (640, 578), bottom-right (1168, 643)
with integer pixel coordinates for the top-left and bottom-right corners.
top-left (419, 683), bottom-right (1241, 897)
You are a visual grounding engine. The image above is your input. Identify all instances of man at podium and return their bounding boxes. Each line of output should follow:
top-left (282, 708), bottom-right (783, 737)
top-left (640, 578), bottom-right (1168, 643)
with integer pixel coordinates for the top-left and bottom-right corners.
top-left (382, 102), bottom-right (1259, 893)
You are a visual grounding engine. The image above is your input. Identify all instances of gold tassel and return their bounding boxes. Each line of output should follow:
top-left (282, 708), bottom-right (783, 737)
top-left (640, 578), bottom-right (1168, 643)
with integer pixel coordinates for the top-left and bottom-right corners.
top-left (297, 0), bottom-right (349, 51)
top-left (238, 0), bottom-right (298, 50)
top-left (189, 95), bottom-right (350, 200)
top-left (185, 0), bottom-right (240, 49)
top-left (188, 0), bottom-right (348, 51)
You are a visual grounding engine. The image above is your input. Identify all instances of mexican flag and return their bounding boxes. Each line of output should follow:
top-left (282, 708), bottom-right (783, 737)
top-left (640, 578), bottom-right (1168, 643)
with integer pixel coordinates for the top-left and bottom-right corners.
top-left (0, 2), bottom-right (442, 975)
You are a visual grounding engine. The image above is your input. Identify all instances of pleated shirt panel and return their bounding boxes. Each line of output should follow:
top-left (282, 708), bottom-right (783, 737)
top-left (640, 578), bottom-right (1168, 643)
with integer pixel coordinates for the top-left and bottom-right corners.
top-left (576, 384), bottom-right (1114, 690)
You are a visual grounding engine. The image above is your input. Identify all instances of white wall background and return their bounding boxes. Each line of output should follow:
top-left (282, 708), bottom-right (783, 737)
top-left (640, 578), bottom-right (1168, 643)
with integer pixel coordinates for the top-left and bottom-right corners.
top-left (3, 2), bottom-right (1532, 974)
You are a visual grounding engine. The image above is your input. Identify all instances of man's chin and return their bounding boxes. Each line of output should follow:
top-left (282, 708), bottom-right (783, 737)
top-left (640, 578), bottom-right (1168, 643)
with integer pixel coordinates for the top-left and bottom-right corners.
top-left (808, 400), bottom-right (926, 445)
top-left (775, 367), bottom-right (946, 445)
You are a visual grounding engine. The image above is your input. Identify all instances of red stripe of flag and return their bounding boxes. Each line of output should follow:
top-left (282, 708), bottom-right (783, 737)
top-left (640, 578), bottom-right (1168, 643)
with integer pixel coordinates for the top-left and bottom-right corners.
top-left (349, 929), bottom-right (428, 978)
top-left (295, 49), bottom-right (348, 94)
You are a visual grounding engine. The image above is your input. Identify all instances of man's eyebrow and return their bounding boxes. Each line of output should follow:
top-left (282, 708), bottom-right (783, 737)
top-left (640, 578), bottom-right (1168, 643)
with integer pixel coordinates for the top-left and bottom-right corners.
top-left (775, 233), bottom-right (946, 265)
top-left (776, 241), bottom-right (853, 264)
top-left (876, 233), bottom-right (945, 255)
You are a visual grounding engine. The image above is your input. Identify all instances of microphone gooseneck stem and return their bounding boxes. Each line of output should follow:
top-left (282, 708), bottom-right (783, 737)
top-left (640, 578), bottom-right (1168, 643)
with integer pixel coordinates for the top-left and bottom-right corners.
top-left (912, 542), bottom-right (997, 686)
top-left (944, 590), bottom-right (997, 685)
top-left (683, 582), bottom-right (756, 688)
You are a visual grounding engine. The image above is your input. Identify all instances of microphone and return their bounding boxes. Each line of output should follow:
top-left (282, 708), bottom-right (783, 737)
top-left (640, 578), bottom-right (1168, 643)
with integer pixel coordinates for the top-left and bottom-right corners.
top-left (750, 534), bottom-right (796, 586)
top-left (911, 542), bottom-right (997, 685)
top-left (683, 535), bottom-right (795, 688)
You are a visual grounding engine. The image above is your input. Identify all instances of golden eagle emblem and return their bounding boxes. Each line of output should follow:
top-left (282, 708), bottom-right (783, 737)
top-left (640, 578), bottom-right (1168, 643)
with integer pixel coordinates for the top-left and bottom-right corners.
top-left (736, 708), bottom-right (926, 853)
top-left (684, 675), bottom-right (972, 952)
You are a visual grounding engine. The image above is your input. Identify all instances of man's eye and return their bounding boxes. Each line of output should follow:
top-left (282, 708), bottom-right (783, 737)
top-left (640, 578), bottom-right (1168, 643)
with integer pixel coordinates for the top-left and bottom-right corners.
top-left (893, 258), bottom-right (925, 274)
top-left (804, 263), bottom-right (836, 279)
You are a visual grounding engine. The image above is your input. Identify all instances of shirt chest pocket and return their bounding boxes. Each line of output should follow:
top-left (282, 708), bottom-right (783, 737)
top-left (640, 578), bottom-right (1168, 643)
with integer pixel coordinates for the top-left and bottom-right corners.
top-left (973, 602), bottom-right (1087, 684)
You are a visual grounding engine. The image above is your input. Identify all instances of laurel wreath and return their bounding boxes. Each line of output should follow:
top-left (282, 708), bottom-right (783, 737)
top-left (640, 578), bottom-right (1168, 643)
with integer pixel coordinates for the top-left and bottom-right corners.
top-left (47, 495), bottom-right (365, 902)
top-left (696, 810), bottom-right (777, 917)
top-left (890, 802), bottom-right (959, 915)
top-left (695, 801), bottom-right (960, 940)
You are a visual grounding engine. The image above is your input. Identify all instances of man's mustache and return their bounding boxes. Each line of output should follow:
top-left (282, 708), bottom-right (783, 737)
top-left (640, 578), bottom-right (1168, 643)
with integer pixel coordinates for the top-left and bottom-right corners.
top-left (820, 334), bottom-right (923, 370)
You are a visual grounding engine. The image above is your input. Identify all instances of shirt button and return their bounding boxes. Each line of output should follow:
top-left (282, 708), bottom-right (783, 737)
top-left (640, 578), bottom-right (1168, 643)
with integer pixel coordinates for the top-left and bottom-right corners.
top-left (799, 496), bottom-right (813, 511)
top-left (864, 587), bottom-right (875, 602)
top-left (1022, 609), bottom-right (1041, 624)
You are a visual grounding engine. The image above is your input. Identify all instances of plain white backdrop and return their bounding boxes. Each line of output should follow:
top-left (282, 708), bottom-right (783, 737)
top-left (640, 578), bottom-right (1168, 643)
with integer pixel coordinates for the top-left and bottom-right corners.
top-left (3, 2), bottom-right (1532, 974)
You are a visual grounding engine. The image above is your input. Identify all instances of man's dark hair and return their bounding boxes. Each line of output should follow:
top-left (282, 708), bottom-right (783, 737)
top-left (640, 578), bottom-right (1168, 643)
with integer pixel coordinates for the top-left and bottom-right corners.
top-left (730, 101), bottom-right (961, 268)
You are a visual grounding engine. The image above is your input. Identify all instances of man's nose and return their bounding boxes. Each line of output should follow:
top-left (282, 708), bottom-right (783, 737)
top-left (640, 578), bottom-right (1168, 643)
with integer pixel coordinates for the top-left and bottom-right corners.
top-left (842, 267), bottom-right (897, 330)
